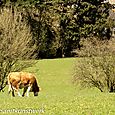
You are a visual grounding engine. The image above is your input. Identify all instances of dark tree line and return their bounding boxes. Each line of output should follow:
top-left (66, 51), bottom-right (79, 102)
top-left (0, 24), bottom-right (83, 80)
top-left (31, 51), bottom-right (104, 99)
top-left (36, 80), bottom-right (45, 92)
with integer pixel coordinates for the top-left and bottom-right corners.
top-left (1, 0), bottom-right (112, 59)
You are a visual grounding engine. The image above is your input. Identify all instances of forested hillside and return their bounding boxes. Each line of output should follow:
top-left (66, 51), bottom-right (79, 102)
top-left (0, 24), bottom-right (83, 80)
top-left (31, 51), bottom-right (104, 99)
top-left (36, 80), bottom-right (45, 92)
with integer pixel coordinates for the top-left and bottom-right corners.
top-left (0, 0), bottom-right (113, 58)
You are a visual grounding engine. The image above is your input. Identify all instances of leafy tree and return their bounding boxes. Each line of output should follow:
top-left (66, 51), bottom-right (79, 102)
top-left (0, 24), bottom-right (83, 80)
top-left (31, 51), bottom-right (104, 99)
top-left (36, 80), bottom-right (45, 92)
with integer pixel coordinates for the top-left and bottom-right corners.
top-left (3, 0), bottom-right (39, 6)
top-left (29, 2), bottom-right (57, 58)
top-left (57, 1), bottom-right (80, 57)
top-left (1, 0), bottom-right (111, 59)
top-left (55, 0), bottom-right (110, 57)
top-left (77, 0), bottom-right (110, 39)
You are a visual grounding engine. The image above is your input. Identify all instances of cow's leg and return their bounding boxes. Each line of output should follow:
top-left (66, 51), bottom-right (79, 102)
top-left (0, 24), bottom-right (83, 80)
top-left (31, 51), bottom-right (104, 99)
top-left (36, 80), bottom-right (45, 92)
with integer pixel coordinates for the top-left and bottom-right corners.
top-left (8, 84), bottom-right (12, 94)
top-left (15, 89), bottom-right (21, 97)
top-left (16, 88), bottom-right (22, 97)
top-left (14, 85), bottom-right (22, 97)
top-left (12, 89), bottom-right (15, 97)
top-left (22, 87), bottom-right (27, 97)
top-left (10, 86), bottom-right (15, 97)
top-left (8, 84), bottom-right (15, 97)
top-left (17, 91), bottom-right (22, 97)
top-left (8, 85), bottom-right (15, 97)
top-left (26, 86), bottom-right (31, 97)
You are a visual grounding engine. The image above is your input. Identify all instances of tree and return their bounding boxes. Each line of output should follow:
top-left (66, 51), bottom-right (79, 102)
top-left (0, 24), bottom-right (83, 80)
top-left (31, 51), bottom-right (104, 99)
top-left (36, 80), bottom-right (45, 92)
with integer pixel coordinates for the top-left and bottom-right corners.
top-left (35, 2), bottom-right (58, 58)
top-left (57, 0), bottom-right (80, 57)
top-left (76, 0), bottom-right (110, 39)
top-left (54, 0), bottom-right (110, 57)
top-left (73, 38), bottom-right (115, 92)
top-left (2, 0), bottom-right (39, 6)
top-left (2, 0), bottom-right (111, 59)
top-left (0, 7), bottom-right (37, 91)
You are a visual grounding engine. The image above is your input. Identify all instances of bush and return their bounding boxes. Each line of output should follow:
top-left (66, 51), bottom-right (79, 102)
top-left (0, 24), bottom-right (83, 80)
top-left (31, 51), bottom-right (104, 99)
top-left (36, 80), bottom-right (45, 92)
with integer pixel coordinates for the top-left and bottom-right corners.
top-left (73, 38), bottom-right (115, 92)
top-left (0, 7), bottom-right (37, 91)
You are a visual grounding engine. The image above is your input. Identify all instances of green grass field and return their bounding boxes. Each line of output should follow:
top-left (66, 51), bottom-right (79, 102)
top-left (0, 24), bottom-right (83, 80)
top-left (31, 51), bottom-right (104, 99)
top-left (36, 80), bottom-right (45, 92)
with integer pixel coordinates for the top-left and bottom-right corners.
top-left (0, 58), bottom-right (115, 115)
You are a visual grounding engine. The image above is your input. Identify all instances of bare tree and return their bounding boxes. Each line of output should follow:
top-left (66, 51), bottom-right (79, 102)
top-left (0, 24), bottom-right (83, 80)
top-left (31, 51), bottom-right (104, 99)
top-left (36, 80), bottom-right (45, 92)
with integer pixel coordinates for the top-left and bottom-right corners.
top-left (73, 38), bottom-right (115, 92)
top-left (0, 7), bottom-right (37, 91)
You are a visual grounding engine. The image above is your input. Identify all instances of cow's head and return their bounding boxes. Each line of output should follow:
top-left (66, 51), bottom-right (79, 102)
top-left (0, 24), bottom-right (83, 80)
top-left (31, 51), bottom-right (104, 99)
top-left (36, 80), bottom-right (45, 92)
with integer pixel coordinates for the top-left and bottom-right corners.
top-left (33, 86), bottom-right (40, 96)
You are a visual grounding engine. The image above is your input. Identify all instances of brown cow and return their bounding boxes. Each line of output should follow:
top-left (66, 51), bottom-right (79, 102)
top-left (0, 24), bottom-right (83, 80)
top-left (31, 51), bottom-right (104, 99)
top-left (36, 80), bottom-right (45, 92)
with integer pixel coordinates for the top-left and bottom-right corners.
top-left (8, 72), bottom-right (40, 97)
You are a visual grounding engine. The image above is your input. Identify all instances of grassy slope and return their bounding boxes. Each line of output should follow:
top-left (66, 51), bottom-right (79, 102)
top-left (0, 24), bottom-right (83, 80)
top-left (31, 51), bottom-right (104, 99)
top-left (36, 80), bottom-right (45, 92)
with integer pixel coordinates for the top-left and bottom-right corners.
top-left (0, 58), bottom-right (115, 115)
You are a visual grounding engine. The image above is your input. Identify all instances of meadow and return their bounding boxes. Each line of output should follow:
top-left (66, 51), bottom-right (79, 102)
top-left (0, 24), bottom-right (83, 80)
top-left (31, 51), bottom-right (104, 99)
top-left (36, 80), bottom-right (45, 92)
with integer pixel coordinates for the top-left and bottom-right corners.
top-left (0, 58), bottom-right (115, 115)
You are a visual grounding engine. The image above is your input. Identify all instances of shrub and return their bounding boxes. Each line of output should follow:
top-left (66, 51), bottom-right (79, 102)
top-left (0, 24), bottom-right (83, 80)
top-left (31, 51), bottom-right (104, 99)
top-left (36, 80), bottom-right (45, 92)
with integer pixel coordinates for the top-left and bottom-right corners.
top-left (0, 7), bottom-right (37, 91)
top-left (73, 38), bottom-right (115, 92)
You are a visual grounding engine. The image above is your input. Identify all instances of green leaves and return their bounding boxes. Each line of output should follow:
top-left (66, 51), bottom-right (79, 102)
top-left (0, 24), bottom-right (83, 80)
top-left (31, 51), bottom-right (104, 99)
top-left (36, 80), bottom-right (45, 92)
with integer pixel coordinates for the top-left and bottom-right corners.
top-left (2, 0), bottom-right (111, 58)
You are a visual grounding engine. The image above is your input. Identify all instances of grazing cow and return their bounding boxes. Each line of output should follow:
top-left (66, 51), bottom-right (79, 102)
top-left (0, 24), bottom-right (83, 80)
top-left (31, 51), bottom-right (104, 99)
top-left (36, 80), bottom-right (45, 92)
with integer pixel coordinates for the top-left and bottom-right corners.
top-left (8, 72), bottom-right (40, 97)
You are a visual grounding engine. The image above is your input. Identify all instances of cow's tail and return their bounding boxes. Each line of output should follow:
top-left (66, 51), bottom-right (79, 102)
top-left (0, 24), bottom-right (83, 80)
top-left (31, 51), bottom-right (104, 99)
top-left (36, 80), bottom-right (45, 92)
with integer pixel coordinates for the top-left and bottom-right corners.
top-left (7, 73), bottom-right (12, 94)
top-left (7, 73), bottom-right (11, 85)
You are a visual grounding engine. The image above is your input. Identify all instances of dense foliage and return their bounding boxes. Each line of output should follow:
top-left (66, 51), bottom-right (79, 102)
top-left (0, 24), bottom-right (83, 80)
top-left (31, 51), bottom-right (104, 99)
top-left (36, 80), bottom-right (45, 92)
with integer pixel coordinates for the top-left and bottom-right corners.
top-left (0, 0), bottom-right (112, 58)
